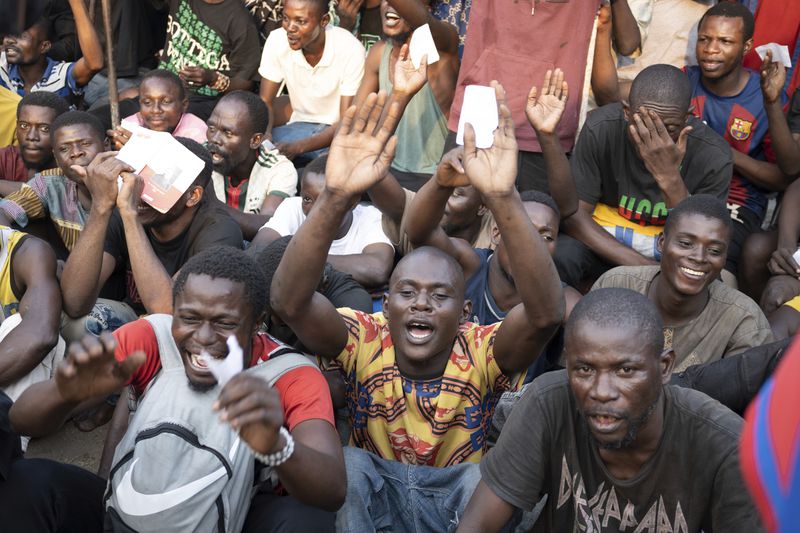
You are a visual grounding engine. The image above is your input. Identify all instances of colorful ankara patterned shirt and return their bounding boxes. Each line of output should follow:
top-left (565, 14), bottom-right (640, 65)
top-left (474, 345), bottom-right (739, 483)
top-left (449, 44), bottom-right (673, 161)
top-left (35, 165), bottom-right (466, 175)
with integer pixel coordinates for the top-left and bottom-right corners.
top-left (335, 307), bottom-right (520, 467)
top-left (0, 169), bottom-right (86, 251)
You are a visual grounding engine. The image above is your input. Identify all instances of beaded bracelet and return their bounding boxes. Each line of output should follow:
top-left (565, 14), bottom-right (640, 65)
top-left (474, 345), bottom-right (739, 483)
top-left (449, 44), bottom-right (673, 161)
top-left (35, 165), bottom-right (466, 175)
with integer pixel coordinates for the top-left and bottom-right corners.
top-left (251, 426), bottom-right (295, 467)
top-left (211, 72), bottom-right (231, 93)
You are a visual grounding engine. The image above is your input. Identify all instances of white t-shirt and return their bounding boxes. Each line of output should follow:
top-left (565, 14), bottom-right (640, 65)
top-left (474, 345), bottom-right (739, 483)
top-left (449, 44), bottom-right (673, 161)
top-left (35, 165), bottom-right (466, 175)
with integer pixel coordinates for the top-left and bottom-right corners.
top-left (259, 26), bottom-right (366, 125)
top-left (262, 197), bottom-right (392, 255)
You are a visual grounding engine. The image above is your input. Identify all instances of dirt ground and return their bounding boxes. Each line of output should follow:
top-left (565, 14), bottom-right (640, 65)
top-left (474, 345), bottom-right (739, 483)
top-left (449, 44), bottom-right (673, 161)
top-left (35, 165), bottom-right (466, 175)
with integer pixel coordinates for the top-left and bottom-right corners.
top-left (26, 422), bottom-right (108, 473)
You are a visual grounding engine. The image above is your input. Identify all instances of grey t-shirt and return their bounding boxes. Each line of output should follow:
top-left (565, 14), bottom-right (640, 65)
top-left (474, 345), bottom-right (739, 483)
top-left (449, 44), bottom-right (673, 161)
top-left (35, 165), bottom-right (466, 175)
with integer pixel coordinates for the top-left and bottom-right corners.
top-left (592, 265), bottom-right (773, 371)
top-left (481, 371), bottom-right (761, 532)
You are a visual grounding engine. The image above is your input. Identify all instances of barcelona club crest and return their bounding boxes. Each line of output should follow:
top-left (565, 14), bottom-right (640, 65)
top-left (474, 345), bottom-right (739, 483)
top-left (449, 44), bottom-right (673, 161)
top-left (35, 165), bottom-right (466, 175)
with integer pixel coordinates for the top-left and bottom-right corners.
top-left (730, 118), bottom-right (752, 141)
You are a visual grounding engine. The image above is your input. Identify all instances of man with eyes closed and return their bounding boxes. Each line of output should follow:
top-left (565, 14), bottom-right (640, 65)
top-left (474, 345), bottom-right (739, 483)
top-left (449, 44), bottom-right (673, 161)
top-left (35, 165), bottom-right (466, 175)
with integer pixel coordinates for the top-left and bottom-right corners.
top-left (592, 194), bottom-right (772, 372)
top-left (270, 87), bottom-right (565, 532)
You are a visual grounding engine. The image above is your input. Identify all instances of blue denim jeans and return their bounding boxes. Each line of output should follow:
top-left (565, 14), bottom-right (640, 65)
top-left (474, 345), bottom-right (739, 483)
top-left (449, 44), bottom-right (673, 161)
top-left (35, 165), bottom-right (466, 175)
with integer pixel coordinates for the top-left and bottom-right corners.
top-left (272, 122), bottom-right (330, 166)
top-left (335, 447), bottom-right (481, 533)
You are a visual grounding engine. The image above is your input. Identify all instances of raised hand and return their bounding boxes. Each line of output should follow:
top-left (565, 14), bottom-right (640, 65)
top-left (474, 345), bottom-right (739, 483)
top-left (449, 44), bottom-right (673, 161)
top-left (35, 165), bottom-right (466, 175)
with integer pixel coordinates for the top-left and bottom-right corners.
top-left (392, 43), bottom-right (428, 97)
top-left (462, 81), bottom-right (518, 197)
top-left (629, 107), bottom-right (691, 183)
top-left (760, 49), bottom-right (786, 105)
top-left (336, 0), bottom-right (365, 31)
top-left (74, 151), bottom-right (132, 215)
top-left (56, 332), bottom-right (145, 403)
top-left (434, 146), bottom-right (470, 188)
top-left (526, 68), bottom-right (569, 135)
top-left (324, 91), bottom-right (399, 197)
top-left (215, 374), bottom-right (284, 455)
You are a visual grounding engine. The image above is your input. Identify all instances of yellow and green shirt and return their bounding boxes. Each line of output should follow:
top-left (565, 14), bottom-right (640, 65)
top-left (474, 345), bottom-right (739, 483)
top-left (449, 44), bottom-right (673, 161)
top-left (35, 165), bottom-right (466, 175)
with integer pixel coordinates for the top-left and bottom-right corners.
top-left (336, 308), bottom-right (520, 467)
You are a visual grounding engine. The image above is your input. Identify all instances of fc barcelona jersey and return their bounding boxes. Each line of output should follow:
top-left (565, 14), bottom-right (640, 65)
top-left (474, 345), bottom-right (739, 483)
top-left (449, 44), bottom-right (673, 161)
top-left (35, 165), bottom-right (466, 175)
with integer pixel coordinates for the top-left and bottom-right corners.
top-left (685, 66), bottom-right (786, 219)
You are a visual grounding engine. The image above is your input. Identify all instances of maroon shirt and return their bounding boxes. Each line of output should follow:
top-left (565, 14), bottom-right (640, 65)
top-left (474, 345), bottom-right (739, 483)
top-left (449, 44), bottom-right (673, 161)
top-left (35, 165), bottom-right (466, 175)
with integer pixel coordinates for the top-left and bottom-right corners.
top-left (448, 0), bottom-right (599, 153)
top-left (0, 146), bottom-right (28, 183)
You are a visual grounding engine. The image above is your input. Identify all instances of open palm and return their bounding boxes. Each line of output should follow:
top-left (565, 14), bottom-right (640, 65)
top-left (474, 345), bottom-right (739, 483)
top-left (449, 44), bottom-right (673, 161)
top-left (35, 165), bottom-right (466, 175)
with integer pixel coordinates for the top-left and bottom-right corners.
top-left (325, 92), bottom-right (400, 196)
top-left (462, 81), bottom-right (519, 197)
top-left (526, 69), bottom-right (569, 135)
top-left (393, 43), bottom-right (428, 96)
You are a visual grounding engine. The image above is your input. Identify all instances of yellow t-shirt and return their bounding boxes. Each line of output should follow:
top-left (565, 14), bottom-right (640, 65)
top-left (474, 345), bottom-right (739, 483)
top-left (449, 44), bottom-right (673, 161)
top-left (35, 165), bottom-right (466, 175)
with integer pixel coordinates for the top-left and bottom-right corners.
top-left (0, 87), bottom-right (20, 148)
top-left (336, 308), bottom-right (518, 467)
top-left (0, 226), bottom-right (27, 319)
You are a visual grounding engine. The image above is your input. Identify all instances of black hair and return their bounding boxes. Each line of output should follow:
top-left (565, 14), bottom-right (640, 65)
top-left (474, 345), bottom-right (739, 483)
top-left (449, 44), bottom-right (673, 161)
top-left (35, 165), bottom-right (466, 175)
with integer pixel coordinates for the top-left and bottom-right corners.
top-left (249, 235), bottom-right (293, 311)
top-left (29, 18), bottom-right (53, 41)
top-left (303, 153), bottom-right (328, 180)
top-left (629, 64), bottom-right (692, 112)
top-left (173, 246), bottom-right (267, 320)
top-left (663, 194), bottom-right (732, 237)
top-left (50, 110), bottom-right (105, 143)
top-left (699, 2), bottom-right (755, 42)
top-left (17, 91), bottom-right (69, 119)
top-left (520, 190), bottom-right (561, 220)
top-left (217, 90), bottom-right (270, 135)
top-left (287, 0), bottom-right (329, 18)
top-left (139, 69), bottom-right (187, 101)
top-left (174, 137), bottom-right (213, 189)
top-left (566, 288), bottom-right (664, 357)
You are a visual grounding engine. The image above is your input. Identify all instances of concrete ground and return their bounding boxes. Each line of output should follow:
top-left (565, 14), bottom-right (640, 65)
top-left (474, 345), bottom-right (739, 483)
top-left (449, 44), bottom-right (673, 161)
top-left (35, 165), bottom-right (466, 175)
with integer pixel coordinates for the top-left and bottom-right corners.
top-left (26, 422), bottom-right (108, 473)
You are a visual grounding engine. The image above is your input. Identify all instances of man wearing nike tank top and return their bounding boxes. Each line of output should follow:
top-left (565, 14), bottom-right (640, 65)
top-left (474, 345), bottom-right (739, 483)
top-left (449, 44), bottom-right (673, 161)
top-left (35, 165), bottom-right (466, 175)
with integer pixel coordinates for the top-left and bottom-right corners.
top-left (8, 247), bottom-right (345, 532)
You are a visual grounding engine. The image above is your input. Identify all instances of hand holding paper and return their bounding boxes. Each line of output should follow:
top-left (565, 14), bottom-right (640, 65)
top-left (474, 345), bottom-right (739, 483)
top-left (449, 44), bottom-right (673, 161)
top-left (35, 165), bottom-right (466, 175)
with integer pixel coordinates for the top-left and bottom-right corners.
top-left (201, 336), bottom-right (245, 388)
top-left (409, 24), bottom-right (439, 69)
top-left (756, 43), bottom-right (792, 68)
top-left (457, 85), bottom-right (499, 149)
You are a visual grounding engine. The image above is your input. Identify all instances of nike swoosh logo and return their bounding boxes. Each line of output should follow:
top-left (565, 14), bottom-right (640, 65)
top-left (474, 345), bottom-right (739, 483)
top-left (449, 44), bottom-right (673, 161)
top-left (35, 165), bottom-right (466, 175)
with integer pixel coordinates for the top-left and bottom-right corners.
top-left (115, 437), bottom-right (240, 517)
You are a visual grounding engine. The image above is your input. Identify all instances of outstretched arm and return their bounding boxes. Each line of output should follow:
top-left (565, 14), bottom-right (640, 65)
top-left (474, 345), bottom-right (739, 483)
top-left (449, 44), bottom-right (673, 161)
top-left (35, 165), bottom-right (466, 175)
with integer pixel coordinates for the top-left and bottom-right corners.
top-left (463, 82), bottom-right (565, 374)
top-left (9, 333), bottom-right (144, 438)
top-left (68, 0), bottom-right (104, 86)
top-left (0, 238), bottom-right (60, 386)
top-left (405, 148), bottom-right (481, 277)
top-left (368, 44), bottom-right (429, 225)
top-left (271, 93), bottom-right (401, 359)
top-left (526, 68), bottom-right (578, 218)
top-left (760, 51), bottom-right (800, 177)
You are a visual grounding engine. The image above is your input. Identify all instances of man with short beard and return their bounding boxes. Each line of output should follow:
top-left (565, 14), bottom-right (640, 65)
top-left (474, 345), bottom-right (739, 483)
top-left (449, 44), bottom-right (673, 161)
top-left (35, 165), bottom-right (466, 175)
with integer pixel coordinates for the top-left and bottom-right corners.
top-left (0, 91), bottom-right (68, 196)
top-left (60, 138), bottom-right (243, 326)
top-left (207, 91), bottom-right (297, 240)
top-left (457, 288), bottom-right (760, 532)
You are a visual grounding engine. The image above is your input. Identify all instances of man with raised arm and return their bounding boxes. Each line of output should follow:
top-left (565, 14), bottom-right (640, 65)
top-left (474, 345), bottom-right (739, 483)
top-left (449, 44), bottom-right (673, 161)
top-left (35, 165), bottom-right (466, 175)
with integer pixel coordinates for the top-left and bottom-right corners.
top-left (0, 0), bottom-right (103, 102)
top-left (353, 0), bottom-right (459, 191)
top-left (270, 87), bottom-right (564, 531)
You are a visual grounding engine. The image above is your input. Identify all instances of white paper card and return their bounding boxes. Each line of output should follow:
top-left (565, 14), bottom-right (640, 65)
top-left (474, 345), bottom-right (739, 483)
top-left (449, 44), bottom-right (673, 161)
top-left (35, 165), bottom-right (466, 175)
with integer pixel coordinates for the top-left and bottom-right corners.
top-left (456, 85), bottom-right (498, 149)
top-left (793, 247), bottom-right (800, 266)
top-left (756, 43), bottom-right (792, 68)
top-left (200, 336), bottom-right (245, 387)
top-left (116, 127), bottom-right (205, 213)
top-left (409, 24), bottom-right (439, 69)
